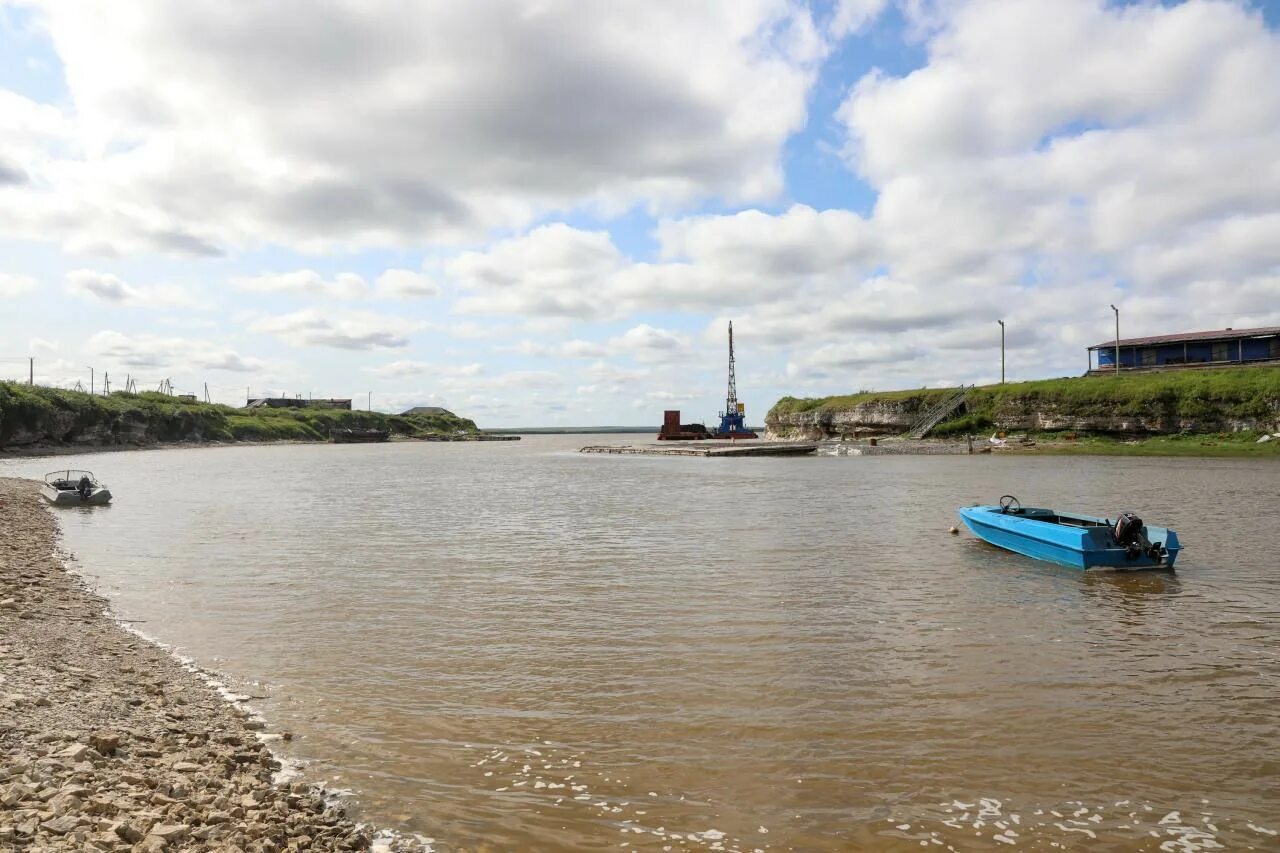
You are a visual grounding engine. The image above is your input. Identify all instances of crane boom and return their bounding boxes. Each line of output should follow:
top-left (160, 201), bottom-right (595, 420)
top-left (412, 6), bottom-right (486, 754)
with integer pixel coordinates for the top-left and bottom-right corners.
top-left (725, 321), bottom-right (737, 414)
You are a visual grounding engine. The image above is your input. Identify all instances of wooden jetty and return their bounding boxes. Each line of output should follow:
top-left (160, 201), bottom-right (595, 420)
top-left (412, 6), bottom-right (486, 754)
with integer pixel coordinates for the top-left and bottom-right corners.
top-left (580, 441), bottom-right (816, 458)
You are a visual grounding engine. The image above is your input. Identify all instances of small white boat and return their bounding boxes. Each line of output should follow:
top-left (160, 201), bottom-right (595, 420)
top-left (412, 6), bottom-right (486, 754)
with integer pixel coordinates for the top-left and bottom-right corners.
top-left (41, 470), bottom-right (113, 506)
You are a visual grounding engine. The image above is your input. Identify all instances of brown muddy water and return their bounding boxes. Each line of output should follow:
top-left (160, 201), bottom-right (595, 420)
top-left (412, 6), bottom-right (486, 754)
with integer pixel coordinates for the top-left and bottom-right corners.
top-left (4, 437), bottom-right (1279, 851)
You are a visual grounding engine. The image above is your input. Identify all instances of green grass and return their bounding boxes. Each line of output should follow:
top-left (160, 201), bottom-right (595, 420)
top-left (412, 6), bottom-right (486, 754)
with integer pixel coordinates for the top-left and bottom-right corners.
top-left (967, 368), bottom-right (1280, 421)
top-left (1027, 431), bottom-right (1280, 458)
top-left (0, 382), bottom-right (480, 448)
top-left (770, 386), bottom-right (952, 417)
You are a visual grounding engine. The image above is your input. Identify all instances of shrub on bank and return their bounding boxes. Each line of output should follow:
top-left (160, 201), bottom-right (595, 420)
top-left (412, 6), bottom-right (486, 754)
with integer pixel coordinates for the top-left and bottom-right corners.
top-left (930, 412), bottom-right (995, 437)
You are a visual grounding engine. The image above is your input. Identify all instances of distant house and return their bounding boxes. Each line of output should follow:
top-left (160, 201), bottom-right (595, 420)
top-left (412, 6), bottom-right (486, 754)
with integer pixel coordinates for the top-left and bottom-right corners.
top-left (1088, 326), bottom-right (1280, 373)
top-left (245, 397), bottom-right (352, 410)
top-left (401, 406), bottom-right (449, 416)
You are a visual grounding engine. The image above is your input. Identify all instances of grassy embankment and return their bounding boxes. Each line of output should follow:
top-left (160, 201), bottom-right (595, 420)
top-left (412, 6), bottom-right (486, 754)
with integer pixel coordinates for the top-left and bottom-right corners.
top-left (769, 368), bottom-right (1280, 457)
top-left (0, 381), bottom-right (480, 449)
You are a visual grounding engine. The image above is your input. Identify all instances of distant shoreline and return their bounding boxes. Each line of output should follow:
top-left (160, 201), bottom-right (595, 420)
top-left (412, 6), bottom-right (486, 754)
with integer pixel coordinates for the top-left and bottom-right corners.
top-left (484, 427), bottom-right (656, 434)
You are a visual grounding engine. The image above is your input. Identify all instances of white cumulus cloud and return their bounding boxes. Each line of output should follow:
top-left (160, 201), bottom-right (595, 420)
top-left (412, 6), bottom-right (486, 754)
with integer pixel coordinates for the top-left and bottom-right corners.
top-left (0, 272), bottom-right (38, 298)
top-left (374, 269), bottom-right (441, 300)
top-left (249, 308), bottom-right (421, 350)
top-left (234, 270), bottom-right (367, 300)
top-left (66, 269), bottom-right (141, 303)
top-left (366, 360), bottom-right (484, 378)
top-left (88, 330), bottom-right (265, 372)
top-left (5, 1), bottom-right (825, 253)
top-left (65, 269), bottom-right (203, 308)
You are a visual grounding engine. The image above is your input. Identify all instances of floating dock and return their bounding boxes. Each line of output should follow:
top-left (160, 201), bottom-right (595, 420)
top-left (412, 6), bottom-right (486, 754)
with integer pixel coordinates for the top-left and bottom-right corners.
top-left (580, 441), bottom-right (816, 458)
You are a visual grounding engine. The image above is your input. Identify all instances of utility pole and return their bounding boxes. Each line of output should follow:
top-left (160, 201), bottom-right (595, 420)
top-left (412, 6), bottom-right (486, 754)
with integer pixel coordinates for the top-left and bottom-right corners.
top-left (204, 382), bottom-right (210, 403)
top-left (997, 320), bottom-right (1006, 384)
top-left (1110, 304), bottom-right (1120, 375)
top-left (29, 357), bottom-right (33, 386)
top-left (88, 366), bottom-right (94, 395)
top-left (367, 391), bottom-right (372, 412)
top-left (103, 371), bottom-right (110, 395)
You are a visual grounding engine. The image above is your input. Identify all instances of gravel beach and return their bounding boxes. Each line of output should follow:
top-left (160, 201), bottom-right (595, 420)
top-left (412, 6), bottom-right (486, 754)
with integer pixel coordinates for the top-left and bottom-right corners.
top-left (0, 476), bottom-right (411, 851)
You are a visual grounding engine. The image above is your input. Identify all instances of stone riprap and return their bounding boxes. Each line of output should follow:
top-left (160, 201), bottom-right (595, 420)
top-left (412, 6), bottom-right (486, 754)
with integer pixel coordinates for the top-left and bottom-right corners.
top-left (0, 477), bottom-right (422, 852)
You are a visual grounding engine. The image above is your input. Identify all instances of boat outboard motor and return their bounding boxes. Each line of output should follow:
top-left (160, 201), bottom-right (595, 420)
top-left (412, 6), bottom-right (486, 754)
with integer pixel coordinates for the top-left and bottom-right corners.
top-left (77, 475), bottom-right (92, 501)
top-left (1114, 512), bottom-right (1153, 561)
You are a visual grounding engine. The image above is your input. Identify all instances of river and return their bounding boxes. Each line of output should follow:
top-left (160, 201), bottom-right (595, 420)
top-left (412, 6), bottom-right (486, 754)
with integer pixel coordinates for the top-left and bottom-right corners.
top-left (4, 437), bottom-right (1278, 851)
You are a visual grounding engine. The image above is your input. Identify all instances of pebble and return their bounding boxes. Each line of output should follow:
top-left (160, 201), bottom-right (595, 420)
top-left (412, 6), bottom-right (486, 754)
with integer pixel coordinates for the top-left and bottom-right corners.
top-left (0, 476), bottom-right (423, 852)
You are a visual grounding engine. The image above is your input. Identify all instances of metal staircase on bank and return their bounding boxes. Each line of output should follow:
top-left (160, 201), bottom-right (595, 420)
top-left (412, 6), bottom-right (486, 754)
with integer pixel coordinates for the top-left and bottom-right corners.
top-left (903, 385), bottom-right (972, 439)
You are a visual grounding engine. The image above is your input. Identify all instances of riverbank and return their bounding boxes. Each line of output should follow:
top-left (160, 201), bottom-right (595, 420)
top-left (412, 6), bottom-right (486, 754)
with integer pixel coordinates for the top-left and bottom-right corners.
top-left (0, 381), bottom-right (483, 452)
top-left (0, 477), bottom-right (421, 851)
top-left (1015, 431), bottom-right (1280, 457)
top-left (767, 367), bottom-right (1280, 446)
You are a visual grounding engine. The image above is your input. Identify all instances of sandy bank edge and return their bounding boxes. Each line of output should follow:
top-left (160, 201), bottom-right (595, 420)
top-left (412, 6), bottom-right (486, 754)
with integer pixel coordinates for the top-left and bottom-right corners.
top-left (0, 477), bottom-right (424, 852)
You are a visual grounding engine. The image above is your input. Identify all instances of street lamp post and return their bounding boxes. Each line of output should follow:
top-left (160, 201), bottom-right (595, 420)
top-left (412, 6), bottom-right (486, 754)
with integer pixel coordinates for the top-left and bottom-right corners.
top-left (997, 320), bottom-right (1006, 384)
top-left (1110, 304), bottom-right (1120, 375)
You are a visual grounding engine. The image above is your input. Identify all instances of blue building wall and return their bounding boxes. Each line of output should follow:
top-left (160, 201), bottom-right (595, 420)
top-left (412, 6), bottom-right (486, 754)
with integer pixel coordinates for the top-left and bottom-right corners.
top-left (1095, 336), bottom-right (1279, 367)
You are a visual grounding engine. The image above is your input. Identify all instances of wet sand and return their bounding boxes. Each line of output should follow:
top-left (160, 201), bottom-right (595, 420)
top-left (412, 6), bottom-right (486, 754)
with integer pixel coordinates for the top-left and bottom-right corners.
top-left (0, 477), bottom-right (415, 851)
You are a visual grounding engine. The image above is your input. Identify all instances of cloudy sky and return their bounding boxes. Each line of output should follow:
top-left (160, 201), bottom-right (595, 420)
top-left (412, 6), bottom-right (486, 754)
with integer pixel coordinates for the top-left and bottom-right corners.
top-left (2, 0), bottom-right (1279, 426)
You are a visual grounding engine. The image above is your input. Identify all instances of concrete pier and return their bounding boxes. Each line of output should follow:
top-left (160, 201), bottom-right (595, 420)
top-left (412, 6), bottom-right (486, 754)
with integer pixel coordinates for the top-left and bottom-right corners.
top-left (580, 441), bottom-right (817, 457)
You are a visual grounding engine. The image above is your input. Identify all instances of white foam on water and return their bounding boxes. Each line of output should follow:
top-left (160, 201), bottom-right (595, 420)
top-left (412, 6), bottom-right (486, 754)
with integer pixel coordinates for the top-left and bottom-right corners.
top-left (882, 795), bottom-right (1270, 851)
top-left (464, 742), bottom-right (761, 852)
top-left (371, 829), bottom-right (435, 853)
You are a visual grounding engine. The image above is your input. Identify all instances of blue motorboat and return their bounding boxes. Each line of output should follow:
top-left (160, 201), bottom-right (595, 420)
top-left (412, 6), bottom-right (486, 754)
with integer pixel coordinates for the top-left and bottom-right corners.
top-left (958, 495), bottom-right (1180, 570)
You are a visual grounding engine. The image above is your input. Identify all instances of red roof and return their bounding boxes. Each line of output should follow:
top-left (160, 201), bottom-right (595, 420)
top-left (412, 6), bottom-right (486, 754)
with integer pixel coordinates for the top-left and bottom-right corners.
top-left (1089, 326), bottom-right (1280, 350)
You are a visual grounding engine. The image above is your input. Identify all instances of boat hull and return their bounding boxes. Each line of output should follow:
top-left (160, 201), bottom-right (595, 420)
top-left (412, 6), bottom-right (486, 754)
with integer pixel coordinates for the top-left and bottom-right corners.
top-left (41, 485), bottom-right (113, 506)
top-left (959, 505), bottom-right (1179, 570)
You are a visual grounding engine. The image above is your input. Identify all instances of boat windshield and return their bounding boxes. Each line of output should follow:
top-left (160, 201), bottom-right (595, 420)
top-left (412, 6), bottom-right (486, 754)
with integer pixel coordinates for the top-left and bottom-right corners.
top-left (44, 470), bottom-right (100, 487)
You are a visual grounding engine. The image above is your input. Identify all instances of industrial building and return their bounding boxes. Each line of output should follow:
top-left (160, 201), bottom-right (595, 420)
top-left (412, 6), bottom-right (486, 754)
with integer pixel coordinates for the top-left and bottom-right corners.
top-left (1088, 326), bottom-right (1280, 374)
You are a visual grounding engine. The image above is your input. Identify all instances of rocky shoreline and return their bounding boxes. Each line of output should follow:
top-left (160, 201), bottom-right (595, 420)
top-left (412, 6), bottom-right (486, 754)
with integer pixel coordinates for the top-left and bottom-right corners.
top-left (0, 477), bottom-right (417, 851)
top-left (0, 440), bottom-right (310, 459)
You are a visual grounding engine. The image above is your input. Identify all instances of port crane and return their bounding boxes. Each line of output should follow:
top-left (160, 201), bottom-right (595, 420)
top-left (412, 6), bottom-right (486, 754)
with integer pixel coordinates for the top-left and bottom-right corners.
top-left (712, 321), bottom-right (758, 439)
